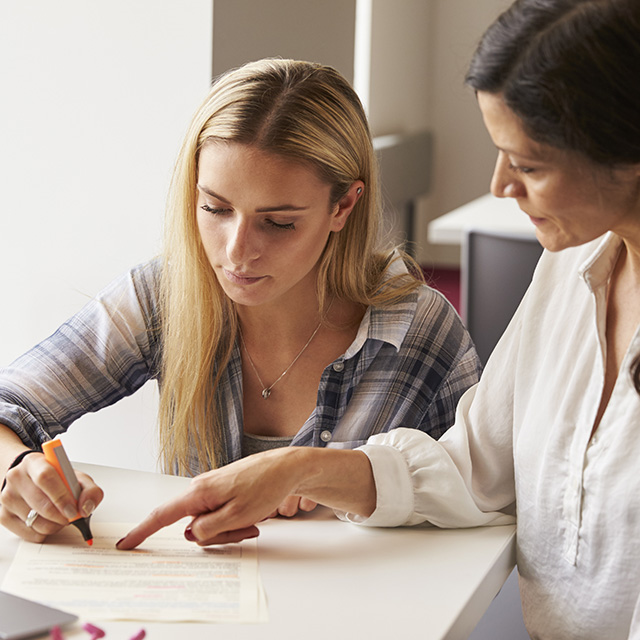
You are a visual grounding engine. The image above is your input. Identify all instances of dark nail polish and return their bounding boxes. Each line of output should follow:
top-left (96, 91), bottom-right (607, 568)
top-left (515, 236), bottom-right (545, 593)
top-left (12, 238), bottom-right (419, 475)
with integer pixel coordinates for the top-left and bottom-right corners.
top-left (184, 526), bottom-right (197, 542)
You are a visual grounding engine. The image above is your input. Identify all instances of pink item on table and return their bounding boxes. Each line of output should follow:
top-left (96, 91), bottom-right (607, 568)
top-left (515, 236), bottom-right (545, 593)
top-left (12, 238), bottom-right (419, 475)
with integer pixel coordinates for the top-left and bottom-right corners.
top-left (49, 626), bottom-right (63, 640)
top-left (82, 622), bottom-right (106, 639)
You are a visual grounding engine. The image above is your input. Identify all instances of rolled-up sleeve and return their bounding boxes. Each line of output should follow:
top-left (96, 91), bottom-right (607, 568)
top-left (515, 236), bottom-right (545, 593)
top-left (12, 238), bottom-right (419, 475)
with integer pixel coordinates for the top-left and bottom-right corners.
top-left (0, 261), bottom-right (161, 448)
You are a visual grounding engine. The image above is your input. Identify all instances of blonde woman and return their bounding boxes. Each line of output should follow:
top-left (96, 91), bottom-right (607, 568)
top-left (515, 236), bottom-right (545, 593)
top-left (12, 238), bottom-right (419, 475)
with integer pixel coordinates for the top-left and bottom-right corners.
top-left (0, 59), bottom-right (480, 542)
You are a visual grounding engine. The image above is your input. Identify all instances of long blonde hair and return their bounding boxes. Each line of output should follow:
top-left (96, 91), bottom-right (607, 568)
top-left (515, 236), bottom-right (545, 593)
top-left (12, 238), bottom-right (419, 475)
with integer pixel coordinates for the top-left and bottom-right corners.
top-left (159, 58), bottom-right (423, 474)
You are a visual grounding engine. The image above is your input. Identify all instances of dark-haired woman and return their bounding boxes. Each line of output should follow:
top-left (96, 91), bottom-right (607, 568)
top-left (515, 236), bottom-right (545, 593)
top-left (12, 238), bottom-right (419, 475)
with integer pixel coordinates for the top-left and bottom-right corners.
top-left (119, 1), bottom-right (640, 636)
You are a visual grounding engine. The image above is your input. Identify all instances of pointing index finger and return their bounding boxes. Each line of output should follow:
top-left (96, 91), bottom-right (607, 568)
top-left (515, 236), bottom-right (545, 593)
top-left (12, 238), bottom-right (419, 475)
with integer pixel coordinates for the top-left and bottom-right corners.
top-left (115, 495), bottom-right (193, 550)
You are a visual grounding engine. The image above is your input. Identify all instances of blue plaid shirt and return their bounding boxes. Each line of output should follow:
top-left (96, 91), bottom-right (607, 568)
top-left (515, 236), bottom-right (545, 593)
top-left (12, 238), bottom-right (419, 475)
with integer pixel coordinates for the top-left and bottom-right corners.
top-left (0, 260), bottom-right (480, 474)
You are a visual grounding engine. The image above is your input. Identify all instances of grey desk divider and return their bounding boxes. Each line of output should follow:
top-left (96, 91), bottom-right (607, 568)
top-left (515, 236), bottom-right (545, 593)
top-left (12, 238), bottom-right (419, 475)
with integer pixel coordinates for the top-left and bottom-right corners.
top-left (462, 228), bottom-right (543, 366)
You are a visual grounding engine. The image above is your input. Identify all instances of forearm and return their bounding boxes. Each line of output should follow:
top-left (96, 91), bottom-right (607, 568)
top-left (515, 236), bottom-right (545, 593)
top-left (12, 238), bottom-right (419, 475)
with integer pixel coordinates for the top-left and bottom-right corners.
top-left (117, 445), bottom-right (378, 549)
top-left (287, 447), bottom-right (376, 518)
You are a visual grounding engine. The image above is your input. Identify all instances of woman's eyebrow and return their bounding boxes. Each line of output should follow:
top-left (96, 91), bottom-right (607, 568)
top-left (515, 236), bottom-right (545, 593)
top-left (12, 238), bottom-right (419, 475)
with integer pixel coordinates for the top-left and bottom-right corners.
top-left (495, 144), bottom-right (550, 163)
top-left (496, 145), bottom-right (533, 158)
top-left (255, 204), bottom-right (310, 213)
top-left (197, 184), bottom-right (231, 202)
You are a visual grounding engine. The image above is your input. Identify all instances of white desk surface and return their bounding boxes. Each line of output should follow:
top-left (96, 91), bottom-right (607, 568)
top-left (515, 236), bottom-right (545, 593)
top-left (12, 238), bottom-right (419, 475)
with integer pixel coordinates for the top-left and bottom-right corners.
top-left (428, 193), bottom-right (536, 245)
top-left (0, 463), bottom-right (516, 640)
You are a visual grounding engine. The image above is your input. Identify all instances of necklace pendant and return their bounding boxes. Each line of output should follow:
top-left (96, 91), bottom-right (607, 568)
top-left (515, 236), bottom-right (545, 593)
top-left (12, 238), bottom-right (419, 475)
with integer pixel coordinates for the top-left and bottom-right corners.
top-left (239, 315), bottom-right (325, 400)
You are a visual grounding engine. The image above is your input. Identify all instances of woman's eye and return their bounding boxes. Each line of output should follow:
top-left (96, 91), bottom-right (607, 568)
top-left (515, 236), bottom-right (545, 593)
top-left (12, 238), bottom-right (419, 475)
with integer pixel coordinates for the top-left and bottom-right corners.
top-left (266, 219), bottom-right (296, 231)
top-left (199, 205), bottom-right (295, 230)
top-left (201, 204), bottom-right (230, 215)
top-left (508, 163), bottom-right (535, 175)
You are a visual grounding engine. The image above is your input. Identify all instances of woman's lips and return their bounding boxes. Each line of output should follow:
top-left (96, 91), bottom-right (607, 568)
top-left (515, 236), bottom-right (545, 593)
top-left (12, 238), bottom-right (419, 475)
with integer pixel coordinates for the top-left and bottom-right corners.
top-left (527, 214), bottom-right (546, 226)
top-left (223, 268), bottom-right (265, 285)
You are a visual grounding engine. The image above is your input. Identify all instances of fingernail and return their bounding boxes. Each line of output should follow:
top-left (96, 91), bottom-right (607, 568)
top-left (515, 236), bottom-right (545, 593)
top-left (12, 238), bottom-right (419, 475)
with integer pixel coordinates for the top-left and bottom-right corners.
top-left (82, 500), bottom-right (95, 517)
top-left (116, 537), bottom-right (125, 548)
top-left (184, 526), bottom-right (197, 542)
top-left (63, 505), bottom-right (77, 520)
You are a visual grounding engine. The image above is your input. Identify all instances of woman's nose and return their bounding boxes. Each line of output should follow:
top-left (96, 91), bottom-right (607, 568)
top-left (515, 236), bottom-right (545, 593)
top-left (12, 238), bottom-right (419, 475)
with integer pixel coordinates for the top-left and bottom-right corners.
top-left (226, 219), bottom-right (260, 266)
top-left (490, 152), bottom-right (525, 199)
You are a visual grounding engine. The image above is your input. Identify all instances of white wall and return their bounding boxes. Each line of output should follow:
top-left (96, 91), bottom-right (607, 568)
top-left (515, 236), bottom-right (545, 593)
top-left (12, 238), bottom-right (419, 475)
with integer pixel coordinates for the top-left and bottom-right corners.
top-left (0, 0), bottom-right (213, 471)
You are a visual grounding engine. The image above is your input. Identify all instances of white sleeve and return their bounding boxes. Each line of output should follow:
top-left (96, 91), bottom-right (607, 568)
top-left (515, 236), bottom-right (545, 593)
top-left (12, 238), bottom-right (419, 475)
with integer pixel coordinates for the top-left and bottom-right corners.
top-left (344, 386), bottom-right (515, 528)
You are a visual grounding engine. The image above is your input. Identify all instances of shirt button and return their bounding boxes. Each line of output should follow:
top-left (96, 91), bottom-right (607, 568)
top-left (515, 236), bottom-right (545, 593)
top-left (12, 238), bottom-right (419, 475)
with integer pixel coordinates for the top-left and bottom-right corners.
top-left (320, 430), bottom-right (332, 442)
top-left (332, 361), bottom-right (344, 372)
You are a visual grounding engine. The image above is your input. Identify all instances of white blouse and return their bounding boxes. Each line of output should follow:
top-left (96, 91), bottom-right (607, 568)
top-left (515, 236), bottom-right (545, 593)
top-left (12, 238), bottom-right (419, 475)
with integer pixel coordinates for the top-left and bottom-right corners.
top-left (356, 233), bottom-right (640, 639)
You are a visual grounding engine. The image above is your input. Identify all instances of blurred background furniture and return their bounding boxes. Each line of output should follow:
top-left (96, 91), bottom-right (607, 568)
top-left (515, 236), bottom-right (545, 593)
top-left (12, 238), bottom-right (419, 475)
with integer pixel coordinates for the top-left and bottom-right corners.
top-left (426, 193), bottom-right (536, 315)
top-left (428, 193), bottom-right (534, 246)
top-left (374, 131), bottom-right (433, 254)
top-left (462, 229), bottom-right (543, 365)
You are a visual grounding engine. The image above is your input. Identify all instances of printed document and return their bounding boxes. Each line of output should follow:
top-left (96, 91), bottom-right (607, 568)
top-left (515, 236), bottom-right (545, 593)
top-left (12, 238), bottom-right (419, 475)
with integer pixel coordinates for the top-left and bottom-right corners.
top-left (2, 522), bottom-right (267, 622)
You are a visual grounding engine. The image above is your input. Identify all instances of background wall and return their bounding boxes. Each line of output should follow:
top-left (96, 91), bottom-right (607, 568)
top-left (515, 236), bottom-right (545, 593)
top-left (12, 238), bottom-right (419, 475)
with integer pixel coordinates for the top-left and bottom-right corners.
top-left (425, 0), bottom-right (512, 265)
top-left (0, 0), bottom-right (213, 470)
top-left (211, 0), bottom-right (356, 82)
top-left (363, 0), bottom-right (511, 264)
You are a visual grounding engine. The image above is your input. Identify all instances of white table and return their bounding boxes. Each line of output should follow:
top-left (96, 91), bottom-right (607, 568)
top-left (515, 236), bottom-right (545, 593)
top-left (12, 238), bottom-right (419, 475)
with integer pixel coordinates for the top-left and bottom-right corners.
top-left (428, 193), bottom-right (535, 246)
top-left (0, 463), bottom-right (515, 640)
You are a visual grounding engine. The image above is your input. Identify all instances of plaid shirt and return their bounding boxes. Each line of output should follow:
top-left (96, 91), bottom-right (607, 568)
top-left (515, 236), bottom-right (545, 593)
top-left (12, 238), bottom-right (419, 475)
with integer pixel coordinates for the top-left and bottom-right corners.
top-left (0, 259), bottom-right (480, 474)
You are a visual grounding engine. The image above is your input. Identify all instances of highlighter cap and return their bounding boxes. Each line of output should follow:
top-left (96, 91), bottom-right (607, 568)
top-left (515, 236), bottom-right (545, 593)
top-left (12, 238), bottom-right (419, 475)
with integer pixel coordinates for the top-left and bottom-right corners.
top-left (70, 515), bottom-right (93, 544)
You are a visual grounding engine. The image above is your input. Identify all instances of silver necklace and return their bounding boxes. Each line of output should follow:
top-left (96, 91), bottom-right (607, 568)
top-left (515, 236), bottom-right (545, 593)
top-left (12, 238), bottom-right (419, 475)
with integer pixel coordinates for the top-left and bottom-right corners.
top-left (239, 320), bottom-right (323, 399)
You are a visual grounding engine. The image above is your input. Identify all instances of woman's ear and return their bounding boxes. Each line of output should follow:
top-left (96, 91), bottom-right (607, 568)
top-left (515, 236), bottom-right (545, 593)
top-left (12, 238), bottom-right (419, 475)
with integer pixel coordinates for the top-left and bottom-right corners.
top-left (330, 180), bottom-right (365, 232)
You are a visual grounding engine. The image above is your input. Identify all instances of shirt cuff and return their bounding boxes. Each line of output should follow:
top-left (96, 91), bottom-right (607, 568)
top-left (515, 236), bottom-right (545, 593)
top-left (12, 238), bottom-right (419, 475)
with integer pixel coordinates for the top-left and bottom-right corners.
top-left (337, 443), bottom-right (414, 527)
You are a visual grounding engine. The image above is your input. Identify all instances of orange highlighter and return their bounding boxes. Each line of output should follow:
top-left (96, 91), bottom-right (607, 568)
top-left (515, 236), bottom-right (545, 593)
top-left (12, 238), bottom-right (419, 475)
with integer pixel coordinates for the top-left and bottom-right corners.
top-left (42, 440), bottom-right (94, 546)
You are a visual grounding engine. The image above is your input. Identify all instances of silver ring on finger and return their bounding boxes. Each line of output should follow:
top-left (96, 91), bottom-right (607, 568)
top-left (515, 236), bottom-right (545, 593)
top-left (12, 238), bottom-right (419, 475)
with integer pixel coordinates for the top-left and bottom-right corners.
top-left (25, 509), bottom-right (38, 528)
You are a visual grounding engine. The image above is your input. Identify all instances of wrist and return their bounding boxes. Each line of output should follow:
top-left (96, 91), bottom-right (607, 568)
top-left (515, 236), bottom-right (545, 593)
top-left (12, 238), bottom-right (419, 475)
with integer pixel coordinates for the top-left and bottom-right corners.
top-left (1, 449), bottom-right (41, 491)
top-left (289, 447), bottom-right (376, 517)
top-left (286, 446), bottom-right (327, 496)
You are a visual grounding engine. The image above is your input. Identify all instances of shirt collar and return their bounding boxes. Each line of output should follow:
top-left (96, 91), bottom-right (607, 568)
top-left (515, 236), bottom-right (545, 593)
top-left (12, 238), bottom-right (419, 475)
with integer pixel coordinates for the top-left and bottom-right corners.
top-left (578, 232), bottom-right (624, 292)
top-left (344, 259), bottom-right (417, 358)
